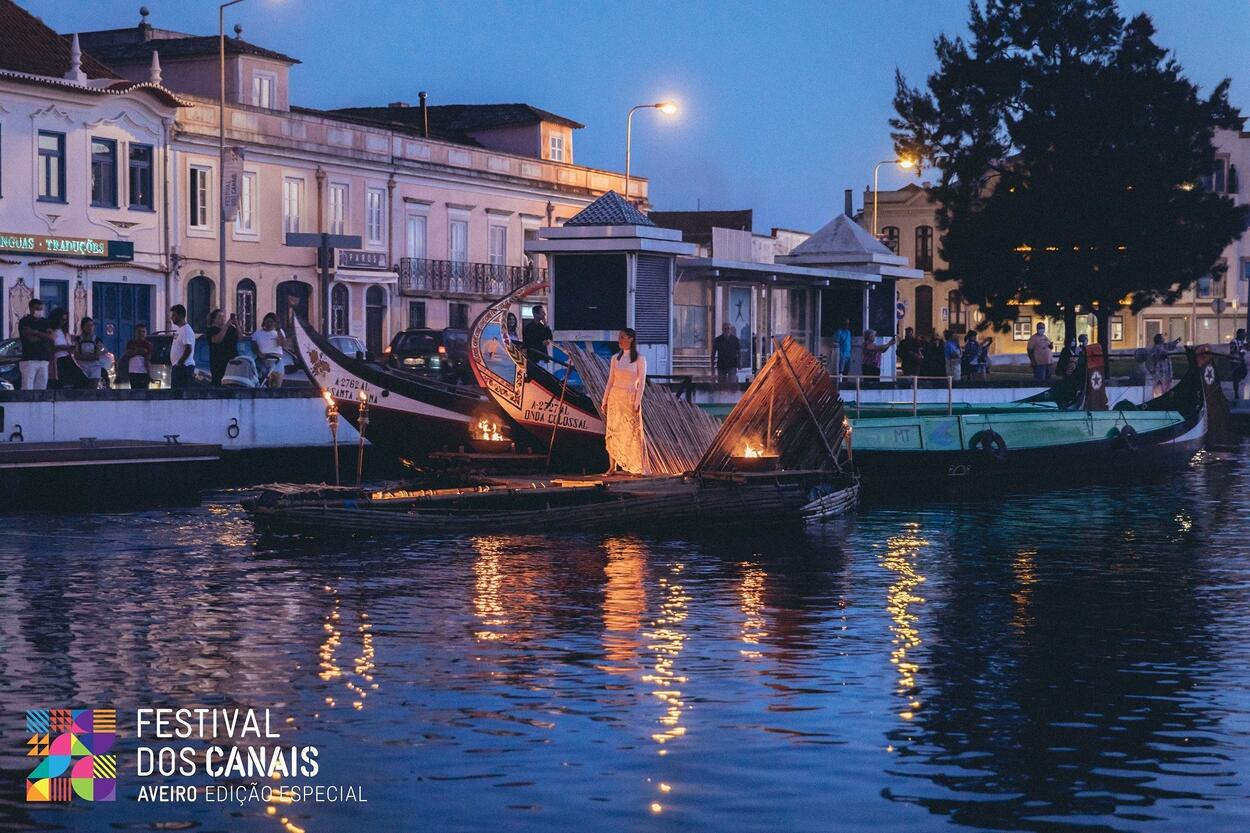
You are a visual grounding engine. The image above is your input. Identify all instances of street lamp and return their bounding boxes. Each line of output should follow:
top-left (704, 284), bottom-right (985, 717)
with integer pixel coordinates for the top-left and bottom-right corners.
top-left (218, 0), bottom-right (246, 314)
top-left (624, 101), bottom-right (678, 204)
top-left (872, 157), bottom-right (917, 237)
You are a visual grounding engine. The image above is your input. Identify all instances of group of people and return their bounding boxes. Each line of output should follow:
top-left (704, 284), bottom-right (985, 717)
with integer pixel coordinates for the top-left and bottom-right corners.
top-left (17, 298), bottom-right (113, 390)
top-left (896, 326), bottom-right (992, 381)
top-left (15, 297), bottom-right (289, 391)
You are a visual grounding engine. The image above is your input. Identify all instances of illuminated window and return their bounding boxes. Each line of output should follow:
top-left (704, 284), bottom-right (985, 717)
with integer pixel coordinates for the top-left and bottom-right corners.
top-left (1012, 317), bottom-right (1032, 341)
top-left (915, 225), bottom-right (933, 272)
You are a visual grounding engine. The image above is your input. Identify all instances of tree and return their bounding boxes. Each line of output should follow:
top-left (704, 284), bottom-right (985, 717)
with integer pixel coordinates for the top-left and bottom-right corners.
top-left (891, 0), bottom-right (1248, 347)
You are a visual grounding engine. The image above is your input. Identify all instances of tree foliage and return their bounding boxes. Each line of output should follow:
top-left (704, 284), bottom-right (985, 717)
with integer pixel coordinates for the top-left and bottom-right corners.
top-left (892, 0), bottom-right (1247, 337)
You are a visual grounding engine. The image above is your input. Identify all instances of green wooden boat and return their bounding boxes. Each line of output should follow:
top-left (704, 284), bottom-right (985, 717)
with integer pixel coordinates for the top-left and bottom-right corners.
top-left (847, 347), bottom-right (1223, 483)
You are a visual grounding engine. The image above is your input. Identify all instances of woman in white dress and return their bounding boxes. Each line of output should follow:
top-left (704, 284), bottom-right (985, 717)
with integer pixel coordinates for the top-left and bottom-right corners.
top-left (601, 328), bottom-right (647, 475)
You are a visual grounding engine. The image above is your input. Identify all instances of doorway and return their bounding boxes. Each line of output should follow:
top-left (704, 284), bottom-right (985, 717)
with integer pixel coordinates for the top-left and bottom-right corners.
top-left (365, 285), bottom-right (386, 356)
top-left (914, 285), bottom-right (933, 337)
top-left (92, 282), bottom-right (151, 358)
top-left (276, 280), bottom-right (311, 330)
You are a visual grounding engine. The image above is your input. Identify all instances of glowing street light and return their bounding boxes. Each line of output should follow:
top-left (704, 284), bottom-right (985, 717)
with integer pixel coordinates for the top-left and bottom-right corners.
top-left (872, 157), bottom-right (919, 237)
top-left (625, 101), bottom-right (679, 203)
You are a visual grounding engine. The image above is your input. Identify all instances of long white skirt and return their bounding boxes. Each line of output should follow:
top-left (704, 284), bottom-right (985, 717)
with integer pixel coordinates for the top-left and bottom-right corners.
top-left (604, 389), bottom-right (646, 474)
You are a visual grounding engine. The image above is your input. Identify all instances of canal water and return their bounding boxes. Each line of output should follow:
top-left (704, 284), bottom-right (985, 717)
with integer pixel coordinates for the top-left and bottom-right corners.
top-left (2, 448), bottom-right (1249, 833)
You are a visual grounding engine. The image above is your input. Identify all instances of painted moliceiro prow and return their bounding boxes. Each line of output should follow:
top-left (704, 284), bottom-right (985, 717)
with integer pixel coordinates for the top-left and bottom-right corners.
top-left (291, 316), bottom-right (504, 461)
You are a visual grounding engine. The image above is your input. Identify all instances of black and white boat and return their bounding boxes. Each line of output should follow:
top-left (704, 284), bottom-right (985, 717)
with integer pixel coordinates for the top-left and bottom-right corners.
top-left (291, 316), bottom-right (511, 462)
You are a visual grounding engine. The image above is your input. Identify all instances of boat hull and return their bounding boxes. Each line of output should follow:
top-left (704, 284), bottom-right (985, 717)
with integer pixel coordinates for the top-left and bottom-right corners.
top-left (247, 472), bottom-right (858, 535)
top-left (852, 410), bottom-right (1205, 484)
top-left (291, 316), bottom-right (505, 462)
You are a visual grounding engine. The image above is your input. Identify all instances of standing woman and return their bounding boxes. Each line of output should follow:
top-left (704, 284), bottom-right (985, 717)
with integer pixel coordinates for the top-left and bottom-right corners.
top-left (49, 308), bottom-right (88, 388)
top-left (600, 328), bottom-right (647, 475)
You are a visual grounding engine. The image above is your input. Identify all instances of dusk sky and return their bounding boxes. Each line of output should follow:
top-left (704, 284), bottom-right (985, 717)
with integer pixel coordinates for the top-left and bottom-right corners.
top-left (25, 0), bottom-right (1250, 233)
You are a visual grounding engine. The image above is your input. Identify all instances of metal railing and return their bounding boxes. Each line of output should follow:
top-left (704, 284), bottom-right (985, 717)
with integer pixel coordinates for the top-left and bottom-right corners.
top-left (838, 374), bottom-right (956, 419)
top-left (398, 258), bottom-right (546, 298)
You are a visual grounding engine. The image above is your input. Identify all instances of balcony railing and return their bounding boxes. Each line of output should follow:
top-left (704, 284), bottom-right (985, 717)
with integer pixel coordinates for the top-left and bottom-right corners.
top-left (398, 258), bottom-right (546, 297)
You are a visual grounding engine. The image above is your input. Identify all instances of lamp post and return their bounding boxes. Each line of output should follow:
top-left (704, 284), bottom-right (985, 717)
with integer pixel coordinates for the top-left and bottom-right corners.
top-left (624, 101), bottom-right (677, 204)
top-left (871, 157), bottom-right (917, 237)
top-left (219, 0), bottom-right (246, 314)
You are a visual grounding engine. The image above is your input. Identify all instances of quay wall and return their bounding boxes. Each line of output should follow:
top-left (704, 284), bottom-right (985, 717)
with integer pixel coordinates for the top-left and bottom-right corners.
top-left (0, 390), bottom-right (356, 450)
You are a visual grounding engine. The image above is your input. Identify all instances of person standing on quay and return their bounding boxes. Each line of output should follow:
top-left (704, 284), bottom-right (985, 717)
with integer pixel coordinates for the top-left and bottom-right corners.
top-left (833, 318), bottom-right (853, 376)
top-left (861, 329), bottom-right (896, 378)
top-left (601, 327), bottom-right (647, 475)
top-left (898, 327), bottom-right (923, 376)
top-left (18, 298), bottom-right (53, 390)
top-left (206, 309), bottom-right (241, 386)
top-left (169, 304), bottom-right (196, 389)
top-left (711, 323), bottom-right (740, 385)
top-left (122, 324), bottom-right (153, 390)
top-left (1148, 332), bottom-right (1183, 397)
top-left (1229, 328), bottom-right (1248, 401)
top-left (1028, 322), bottom-right (1054, 382)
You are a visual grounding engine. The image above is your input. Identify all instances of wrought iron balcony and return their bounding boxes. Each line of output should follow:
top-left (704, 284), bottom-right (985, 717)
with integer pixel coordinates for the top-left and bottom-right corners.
top-left (398, 257), bottom-right (545, 297)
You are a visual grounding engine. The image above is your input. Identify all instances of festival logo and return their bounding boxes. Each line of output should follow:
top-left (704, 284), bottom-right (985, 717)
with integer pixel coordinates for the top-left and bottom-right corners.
top-left (25, 708), bottom-right (117, 802)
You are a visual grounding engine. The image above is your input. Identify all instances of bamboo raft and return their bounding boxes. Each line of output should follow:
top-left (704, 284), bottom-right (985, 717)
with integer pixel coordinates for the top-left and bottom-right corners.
top-left (242, 337), bottom-right (858, 535)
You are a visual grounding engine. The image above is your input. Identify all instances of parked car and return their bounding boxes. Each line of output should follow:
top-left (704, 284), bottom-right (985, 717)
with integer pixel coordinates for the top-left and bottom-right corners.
top-left (328, 334), bottom-right (369, 361)
top-left (383, 328), bottom-right (473, 384)
top-left (0, 338), bottom-right (21, 389)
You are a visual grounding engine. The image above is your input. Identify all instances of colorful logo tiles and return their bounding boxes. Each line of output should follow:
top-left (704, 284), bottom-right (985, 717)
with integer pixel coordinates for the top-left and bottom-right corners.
top-left (25, 708), bottom-right (117, 802)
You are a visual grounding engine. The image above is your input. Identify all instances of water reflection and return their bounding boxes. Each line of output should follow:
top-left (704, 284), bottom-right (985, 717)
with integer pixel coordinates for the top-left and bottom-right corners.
top-left (0, 451), bottom-right (1248, 833)
top-left (879, 474), bottom-right (1243, 831)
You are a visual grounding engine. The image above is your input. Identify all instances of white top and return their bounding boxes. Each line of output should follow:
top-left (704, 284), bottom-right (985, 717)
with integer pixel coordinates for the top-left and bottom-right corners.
top-left (53, 329), bottom-right (72, 356)
top-left (128, 353), bottom-right (148, 374)
top-left (253, 328), bottom-right (285, 358)
top-left (608, 351), bottom-right (647, 407)
top-left (171, 322), bottom-right (196, 367)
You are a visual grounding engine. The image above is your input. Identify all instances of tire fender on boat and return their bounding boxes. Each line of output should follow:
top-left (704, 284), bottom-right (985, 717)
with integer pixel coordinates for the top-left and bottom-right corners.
top-left (1115, 424), bottom-right (1139, 451)
top-left (969, 430), bottom-right (1007, 463)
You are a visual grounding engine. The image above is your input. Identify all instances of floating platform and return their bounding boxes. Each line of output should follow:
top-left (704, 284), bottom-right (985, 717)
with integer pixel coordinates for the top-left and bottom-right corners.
top-left (243, 469), bottom-right (858, 536)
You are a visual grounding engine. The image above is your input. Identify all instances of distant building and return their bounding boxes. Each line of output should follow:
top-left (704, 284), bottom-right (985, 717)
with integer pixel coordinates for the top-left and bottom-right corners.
top-left (0, 1), bottom-right (654, 358)
top-left (868, 138), bottom-right (1250, 354)
top-left (0, 0), bottom-right (185, 357)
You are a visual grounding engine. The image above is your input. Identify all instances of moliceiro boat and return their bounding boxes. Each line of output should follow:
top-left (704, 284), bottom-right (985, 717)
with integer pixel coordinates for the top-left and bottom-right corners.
top-left (291, 316), bottom-right (510, 463)
top-left (468, 281), bottom-right (608, 470)
top-left (849, 345), bottom-right (1225, 483)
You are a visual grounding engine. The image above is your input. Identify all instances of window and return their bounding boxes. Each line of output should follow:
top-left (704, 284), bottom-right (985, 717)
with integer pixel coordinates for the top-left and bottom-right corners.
top-left (1111, 315), bottom-right (1124, 343)
top-left (90, 137), bottom-right (118, 207)
top-left (282, 177), bottom-right (303, 234)
top-left (1143, 318), bottom-right (1163, 343)
top-left (449, 301), bottom-right (469, 329)
top-left (235, 171), bottom-right (257, 233)
top-left (1012, 317), bottom-right (1032, 341)
top-left (408, 300), bottom-right (426, 328)
top-left (38, 131), bottom-right (65, 202)
top-left (406, 214), bottom-right (427, 260)
top-left (236, 278), bottom-right (257, 333)
top-left (915, 225), bottom-right (934, 272)
top-left (880, 226), bottom-right (899, 254)
top-left (1196, 274), bottom-right (1214, 298)
top-left (1214, 159), bottom-right (1227, 193)
top-left (488, 224), bottom-right (507, 267)
top-left (1241, 258), bottom-right (1250, 282)
top-left (252, 72), bottom-right (276, 109)
top-left (948, 290), bottom-right (966, 330)
top-left (449, 219), bottom-right (468, 262)
top-left (549, 133), bottom-right (565, 162)
top-left (189, 165), bottom-right (211, 228)
top-left (128, 143), bottom-right (153, 209)
top-left (366, 187), bottom-right (385, 245)
top-left (329, 183), bottom-right (347, 236)
top-left (331, 283), bottom-right (348, 335)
